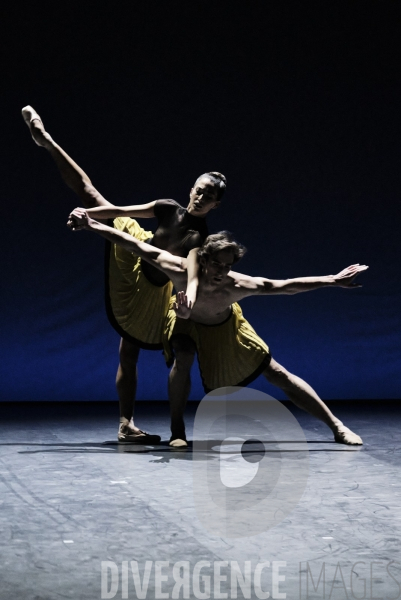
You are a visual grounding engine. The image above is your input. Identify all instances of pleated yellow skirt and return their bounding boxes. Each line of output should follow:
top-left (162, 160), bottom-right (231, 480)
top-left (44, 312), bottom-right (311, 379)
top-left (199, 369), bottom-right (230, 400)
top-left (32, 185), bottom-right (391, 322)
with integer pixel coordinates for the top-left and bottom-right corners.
top-left (105, 217), bottom-right (173, 349)
top-left (163, 301), bottom-right (270, 392)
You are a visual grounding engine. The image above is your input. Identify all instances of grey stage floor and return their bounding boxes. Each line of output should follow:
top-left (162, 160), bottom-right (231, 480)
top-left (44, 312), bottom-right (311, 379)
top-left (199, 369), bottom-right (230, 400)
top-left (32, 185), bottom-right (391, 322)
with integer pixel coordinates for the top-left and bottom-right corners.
top-left (0, 400), bottom-right (400, 600)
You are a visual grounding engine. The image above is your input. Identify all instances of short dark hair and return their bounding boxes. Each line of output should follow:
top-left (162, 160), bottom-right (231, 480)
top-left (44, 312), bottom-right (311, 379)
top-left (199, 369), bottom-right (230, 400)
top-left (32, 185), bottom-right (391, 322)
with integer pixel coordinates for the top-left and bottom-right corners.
top-left (198, 231), bottom-right (247, 264)
top-left (195, 172), bottom-right (227, 200)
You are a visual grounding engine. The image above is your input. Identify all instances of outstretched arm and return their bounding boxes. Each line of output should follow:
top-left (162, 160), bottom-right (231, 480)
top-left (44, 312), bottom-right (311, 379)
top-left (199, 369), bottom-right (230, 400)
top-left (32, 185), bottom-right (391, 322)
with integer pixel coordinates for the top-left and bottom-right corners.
top-left (68, 208), bottom-right (185, 276)
top-left (84, 201), bottom-right (156, 220)
top-left (231, 264), bottom-right (369, 298)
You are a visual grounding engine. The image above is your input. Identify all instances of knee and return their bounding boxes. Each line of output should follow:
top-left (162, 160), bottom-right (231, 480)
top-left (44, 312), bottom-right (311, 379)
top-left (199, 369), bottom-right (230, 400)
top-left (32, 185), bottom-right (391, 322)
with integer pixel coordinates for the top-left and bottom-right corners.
top-left (119, 339), bottom-right (140, 370)
top-left (79, 183), bottom-right (100, 208)
top-left (174, 349), bottom-right (196, 371)
top-left (263, 360), bottom-right (291, 388)
top-left (172, 338), bottom-right (196, 371)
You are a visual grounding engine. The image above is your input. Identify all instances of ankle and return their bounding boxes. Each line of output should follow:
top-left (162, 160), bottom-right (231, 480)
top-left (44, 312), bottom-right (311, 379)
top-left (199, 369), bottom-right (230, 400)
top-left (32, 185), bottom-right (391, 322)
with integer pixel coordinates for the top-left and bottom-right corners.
top-left (170, 430), bottom-right (187, 442)
top-left (45, 137), bottom-right (58, 151)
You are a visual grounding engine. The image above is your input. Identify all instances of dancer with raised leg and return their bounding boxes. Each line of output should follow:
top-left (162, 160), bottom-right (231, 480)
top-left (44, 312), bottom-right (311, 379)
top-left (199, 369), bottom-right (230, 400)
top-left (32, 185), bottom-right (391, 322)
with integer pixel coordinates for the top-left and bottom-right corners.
top-left (68, 209), bottom-right (367, 447)
top-left (22, 106), bottom-right (225, 443)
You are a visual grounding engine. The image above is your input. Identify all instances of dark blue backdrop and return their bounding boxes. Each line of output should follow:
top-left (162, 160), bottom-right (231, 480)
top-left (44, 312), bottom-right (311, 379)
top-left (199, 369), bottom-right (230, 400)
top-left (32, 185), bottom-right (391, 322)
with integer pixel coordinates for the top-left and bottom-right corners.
top-left (2, 1), bottom-right (400, 400)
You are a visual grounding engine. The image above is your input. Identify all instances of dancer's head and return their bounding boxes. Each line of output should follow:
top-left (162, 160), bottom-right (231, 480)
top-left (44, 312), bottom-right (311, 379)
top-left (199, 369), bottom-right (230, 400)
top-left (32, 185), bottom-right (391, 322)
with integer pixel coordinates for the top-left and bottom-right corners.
top-left (198, 231), bottom-right (246, 284)
top-left (187, 172), bottom-right (226, 216)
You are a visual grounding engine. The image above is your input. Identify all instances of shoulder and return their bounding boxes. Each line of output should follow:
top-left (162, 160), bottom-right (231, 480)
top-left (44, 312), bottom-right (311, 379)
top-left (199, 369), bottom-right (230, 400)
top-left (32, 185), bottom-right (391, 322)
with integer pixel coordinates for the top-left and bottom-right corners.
top-left (154, 198), bottom-right (181, 210)
top-left (154, 199), bottom-right (182, 218)
top-left (228, 271), bottom-right (257, 286)
top-left (226, 272), bottom-right (266, 297)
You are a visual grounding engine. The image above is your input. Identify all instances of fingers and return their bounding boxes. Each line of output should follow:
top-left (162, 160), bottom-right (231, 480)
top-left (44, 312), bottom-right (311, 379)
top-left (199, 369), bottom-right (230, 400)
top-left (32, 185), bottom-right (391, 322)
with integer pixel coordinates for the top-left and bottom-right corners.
top-left (174, 292), bottom-right (192, 318)
top-left (177, 291), bottom-right (188, 305)
top-left (338, 264), bottom-right (369, 278)
top-left (346, 264), bottom-right (368, 271)
top-left (69, 207), bottom-right (87, 216)
top-left (67, 217), bottom-right (82, 231)
top-left (67, 207), bottom-right (88, 231)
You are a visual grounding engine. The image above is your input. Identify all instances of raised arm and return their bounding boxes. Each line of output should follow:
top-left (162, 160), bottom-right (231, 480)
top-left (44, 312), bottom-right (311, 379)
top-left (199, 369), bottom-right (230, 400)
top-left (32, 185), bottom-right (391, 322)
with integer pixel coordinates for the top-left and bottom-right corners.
top-left (85, 201), bottom-right (156, 220)
top-left (173, 247), bottom-right (200, 319)
top-left (68, 208), bottom-right (184, 277)
top-left (231, 264), bottom-right (368, 299)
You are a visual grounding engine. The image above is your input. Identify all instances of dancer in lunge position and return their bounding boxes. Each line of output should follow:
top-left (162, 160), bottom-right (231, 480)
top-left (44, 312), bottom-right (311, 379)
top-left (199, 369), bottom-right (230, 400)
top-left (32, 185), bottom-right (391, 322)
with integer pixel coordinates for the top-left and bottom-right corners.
top-left (68, 209), bottom-right (367, 448)
top-left (22, 106), bottom-right (225, 443)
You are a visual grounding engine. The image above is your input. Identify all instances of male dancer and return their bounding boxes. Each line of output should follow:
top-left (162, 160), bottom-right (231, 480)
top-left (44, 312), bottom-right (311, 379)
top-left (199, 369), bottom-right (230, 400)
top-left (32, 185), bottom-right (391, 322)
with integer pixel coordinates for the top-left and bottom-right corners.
top-left (68, 209), bottom-right (367, 447)
top-left (22, 106), bottom-right (225, 443)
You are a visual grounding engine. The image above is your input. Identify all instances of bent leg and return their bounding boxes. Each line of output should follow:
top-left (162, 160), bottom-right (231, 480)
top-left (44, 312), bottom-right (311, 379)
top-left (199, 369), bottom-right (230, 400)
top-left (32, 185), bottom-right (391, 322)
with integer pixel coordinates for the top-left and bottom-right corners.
top-left (262, 357), bottom-right (362, 445)
top-left (168, 336), bottom-right (197, 447)
top-left (22, 106), bottom-right (112, 208)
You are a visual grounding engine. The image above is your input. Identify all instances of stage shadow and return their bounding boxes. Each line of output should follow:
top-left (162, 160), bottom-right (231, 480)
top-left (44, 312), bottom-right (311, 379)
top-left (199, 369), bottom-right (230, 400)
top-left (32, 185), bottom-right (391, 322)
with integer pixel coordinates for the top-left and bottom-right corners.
top-left (0, 439), bottom-right (363, 463)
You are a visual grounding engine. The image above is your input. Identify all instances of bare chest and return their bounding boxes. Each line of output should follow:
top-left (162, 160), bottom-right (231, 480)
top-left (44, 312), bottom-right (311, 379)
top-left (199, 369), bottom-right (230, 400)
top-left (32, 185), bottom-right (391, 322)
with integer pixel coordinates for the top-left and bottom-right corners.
top-left (190, 288), bottom-right (232, 325)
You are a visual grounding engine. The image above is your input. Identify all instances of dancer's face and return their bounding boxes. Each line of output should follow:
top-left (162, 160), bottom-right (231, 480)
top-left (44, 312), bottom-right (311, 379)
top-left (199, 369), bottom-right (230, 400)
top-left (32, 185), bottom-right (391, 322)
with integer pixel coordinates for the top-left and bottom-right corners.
top-left (187, 177), bottom-right (220, 216)
top-left (201, 249), bottom-right (235, 285)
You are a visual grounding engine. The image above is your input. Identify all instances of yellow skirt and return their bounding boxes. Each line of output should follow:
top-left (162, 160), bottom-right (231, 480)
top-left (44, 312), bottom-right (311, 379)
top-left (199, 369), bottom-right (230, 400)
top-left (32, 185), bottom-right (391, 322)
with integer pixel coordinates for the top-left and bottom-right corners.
top-left (105, 217), bottom-right (173, 349)
top-left (163, 301), bottom-right (270, 392)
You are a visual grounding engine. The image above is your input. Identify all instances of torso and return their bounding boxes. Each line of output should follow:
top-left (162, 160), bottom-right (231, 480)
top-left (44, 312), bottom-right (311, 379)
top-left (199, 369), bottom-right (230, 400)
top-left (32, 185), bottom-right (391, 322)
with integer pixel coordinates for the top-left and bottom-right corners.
top-left (189, 292), bottom-right (233, 325)
top-left (169, 269), bottom-right (241, 325)
top-left (169, 269), bottom-right (260, 325)
top-left (142, 199), bottom-right (209, 286)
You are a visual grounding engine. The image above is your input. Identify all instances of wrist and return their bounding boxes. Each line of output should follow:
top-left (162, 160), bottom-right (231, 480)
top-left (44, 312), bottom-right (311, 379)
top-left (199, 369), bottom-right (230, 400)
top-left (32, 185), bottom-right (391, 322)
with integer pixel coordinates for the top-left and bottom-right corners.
top-left (87, 218), bottom-right (98, 231)
top-left (186, 283), bottom-right (198, 303)
top-left (185, 293), bottom-right (196, 305)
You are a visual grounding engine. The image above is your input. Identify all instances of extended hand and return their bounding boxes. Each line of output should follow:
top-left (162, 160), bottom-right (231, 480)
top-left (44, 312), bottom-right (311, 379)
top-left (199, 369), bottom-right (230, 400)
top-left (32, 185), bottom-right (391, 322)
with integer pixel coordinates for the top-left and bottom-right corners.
top-left (333, 264), bottom-right (369, 288)
top-left (173, 291), bottom-right (193, 319)
top-left (67, 207), bottom-right (91, 231)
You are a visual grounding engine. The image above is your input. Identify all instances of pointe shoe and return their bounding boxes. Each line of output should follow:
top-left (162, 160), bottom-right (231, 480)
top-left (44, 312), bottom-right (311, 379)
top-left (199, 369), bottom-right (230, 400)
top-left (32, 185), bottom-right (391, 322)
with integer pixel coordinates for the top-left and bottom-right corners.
top-left (21, 105), bottom-right (53, 147)
top-left (169, 438), bottom-right (188, 449)
top-left (334, 425), bottom-right (363, 446)
top-left (21, 105), bottom-right (42, 125)
top-left (118, 418), bottom-right (161, 444)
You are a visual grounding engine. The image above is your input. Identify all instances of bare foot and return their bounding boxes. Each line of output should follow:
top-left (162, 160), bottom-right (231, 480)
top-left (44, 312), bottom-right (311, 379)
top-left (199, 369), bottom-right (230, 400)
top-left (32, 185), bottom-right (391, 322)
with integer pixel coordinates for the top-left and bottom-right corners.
top-left (334, 424), bottom-right (363, 445)
top-left (21, 105), bottom-right (54, 148)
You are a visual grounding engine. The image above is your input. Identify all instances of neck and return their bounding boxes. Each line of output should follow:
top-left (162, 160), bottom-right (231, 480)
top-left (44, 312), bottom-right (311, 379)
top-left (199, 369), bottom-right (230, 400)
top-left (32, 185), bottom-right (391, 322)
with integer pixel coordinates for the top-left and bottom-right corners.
top-left (200, 272), bottom-right (225, 291)
top-left (187, 207), bottom-right (206, 218)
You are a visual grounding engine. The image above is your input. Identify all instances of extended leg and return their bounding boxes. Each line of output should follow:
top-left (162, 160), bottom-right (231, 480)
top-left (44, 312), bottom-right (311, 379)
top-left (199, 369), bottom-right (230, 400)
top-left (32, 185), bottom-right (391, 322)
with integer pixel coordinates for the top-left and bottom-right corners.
top-left (263, 357), bottom-right (362, 445)
top-left (168, 336), bottom-right (197, 448)
top-left (117, 338), bottom-right (160, 443)
top-left (22, 106), bottom-right (112, 209)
